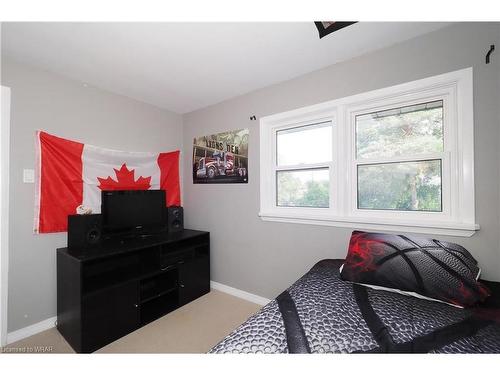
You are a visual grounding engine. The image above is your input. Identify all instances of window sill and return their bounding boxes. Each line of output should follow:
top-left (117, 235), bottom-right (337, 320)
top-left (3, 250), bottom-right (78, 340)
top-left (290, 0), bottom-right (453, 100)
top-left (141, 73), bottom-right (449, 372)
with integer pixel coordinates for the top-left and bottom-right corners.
top-left (258, 212), bottom-right (479, 237)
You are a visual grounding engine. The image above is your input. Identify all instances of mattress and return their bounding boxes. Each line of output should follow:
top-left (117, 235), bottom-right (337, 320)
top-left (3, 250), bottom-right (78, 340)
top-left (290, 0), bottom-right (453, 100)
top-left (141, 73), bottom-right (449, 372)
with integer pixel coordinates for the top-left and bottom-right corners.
top-left (209, 259), bottom-right (500, 353)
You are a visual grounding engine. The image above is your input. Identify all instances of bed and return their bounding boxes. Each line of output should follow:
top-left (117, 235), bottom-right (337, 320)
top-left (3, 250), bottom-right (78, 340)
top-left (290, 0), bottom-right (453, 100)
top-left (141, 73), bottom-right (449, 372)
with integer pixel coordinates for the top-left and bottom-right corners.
top-left (209, 259), bottom-right (500, 353)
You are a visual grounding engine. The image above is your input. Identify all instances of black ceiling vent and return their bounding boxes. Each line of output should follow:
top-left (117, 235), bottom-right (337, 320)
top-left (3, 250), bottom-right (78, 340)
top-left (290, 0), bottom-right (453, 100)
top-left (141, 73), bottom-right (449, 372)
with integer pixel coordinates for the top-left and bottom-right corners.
top-left (314, 21), bottom-right (357, 39)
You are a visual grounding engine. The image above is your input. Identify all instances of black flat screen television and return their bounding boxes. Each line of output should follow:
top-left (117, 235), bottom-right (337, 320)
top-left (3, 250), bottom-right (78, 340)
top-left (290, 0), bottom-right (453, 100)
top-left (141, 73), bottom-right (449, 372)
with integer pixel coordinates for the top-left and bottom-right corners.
top-left (101, 190), bottom-right (167, 235)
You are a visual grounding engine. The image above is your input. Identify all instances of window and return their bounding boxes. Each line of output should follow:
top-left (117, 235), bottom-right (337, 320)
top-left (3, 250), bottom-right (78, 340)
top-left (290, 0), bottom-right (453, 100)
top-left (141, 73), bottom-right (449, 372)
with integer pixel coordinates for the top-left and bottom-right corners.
top-left (355, 101), bottom-right (444, 212)
top-left (276, 122), bottom-right (332, 208)
top-left (260, 68), bottom-right (477, 237)
top-left (277, 168), bottom-right (330, 208)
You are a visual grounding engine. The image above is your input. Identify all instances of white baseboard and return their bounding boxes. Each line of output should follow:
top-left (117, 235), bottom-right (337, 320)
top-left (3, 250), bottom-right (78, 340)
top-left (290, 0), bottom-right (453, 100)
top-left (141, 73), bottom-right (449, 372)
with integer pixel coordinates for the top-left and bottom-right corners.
top-left (6, 316), bottom-right (56, 345)
top-left (210, 281), bottom-right (271, 306)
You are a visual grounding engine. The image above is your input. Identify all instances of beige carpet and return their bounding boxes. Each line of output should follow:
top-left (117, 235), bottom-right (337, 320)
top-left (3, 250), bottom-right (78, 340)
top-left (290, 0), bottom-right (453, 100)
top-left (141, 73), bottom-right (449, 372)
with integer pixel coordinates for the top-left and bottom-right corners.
top-left (2, 290), bottom-right (261, 353)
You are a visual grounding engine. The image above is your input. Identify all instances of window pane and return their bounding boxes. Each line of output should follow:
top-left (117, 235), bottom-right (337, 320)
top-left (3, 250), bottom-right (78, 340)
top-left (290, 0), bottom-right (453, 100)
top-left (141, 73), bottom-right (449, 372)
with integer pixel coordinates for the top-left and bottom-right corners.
top-left (357, 160), bottom-right (442, 212)
top-left (356, 101), bottom-right (443, 159)
top-left (277, 122), bottom-right (332, 166)
top-left (277, 168), bottom-right (329, 208)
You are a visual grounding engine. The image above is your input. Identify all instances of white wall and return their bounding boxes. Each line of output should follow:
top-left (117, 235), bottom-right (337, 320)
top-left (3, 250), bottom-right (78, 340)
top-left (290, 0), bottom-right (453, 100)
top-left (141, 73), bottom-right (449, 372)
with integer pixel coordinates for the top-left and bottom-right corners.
top-left (183, 23), bottom-right (500, 300)
top-left (1, 58), bottom-right (183, 332)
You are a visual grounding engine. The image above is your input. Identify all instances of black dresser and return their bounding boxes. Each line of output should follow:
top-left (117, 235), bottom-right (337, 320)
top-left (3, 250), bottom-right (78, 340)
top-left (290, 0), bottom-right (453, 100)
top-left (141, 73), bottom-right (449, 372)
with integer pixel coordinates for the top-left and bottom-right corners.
top-left (56, 229), bottom-right (210, 353)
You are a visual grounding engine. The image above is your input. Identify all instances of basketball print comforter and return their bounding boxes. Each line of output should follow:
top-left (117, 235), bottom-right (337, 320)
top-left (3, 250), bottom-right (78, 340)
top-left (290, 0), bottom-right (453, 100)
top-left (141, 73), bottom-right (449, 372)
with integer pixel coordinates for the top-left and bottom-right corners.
top-left (209, 259), bottom-right (500, 353)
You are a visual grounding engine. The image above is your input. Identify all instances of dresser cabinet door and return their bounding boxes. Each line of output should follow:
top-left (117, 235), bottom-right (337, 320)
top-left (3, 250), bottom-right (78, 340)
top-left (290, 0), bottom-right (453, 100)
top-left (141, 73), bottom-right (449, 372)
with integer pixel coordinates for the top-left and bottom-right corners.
top-left (178, 255), bottom-right (210, 306)
top-left (81, 281), bottom-right (139, 352)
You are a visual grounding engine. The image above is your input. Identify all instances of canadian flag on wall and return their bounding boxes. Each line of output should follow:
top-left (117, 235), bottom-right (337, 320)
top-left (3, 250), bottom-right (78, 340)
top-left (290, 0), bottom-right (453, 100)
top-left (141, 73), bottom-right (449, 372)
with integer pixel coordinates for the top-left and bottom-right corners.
top-left (34, 131), bottom-right (181, 233)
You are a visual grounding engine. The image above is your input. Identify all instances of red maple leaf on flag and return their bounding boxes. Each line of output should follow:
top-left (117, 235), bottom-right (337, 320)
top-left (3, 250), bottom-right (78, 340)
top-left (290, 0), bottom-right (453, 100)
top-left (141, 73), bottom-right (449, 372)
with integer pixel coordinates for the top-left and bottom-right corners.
top-left (97, 163), bottom-right (152, 191)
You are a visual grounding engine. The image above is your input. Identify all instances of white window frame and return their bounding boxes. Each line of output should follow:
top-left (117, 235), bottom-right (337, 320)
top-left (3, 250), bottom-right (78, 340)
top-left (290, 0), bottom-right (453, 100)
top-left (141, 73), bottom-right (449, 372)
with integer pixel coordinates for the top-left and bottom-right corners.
top-left (1, 86), bottom-right (11, 347)
top-left (259, 68), bottom-right (477, 237)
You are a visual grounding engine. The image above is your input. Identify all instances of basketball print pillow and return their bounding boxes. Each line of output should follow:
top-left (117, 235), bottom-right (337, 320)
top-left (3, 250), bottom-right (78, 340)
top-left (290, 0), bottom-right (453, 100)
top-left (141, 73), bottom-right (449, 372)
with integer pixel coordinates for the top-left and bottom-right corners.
top-left (340, 231), bottom-right (490, 307)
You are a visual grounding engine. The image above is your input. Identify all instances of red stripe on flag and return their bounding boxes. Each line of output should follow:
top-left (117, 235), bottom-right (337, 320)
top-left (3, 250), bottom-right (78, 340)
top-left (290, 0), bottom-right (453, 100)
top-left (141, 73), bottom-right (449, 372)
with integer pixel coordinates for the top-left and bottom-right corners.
top-left (158, 150), bottom-right (181, 206)
top-left (38, 131), bottom-right (84, 233)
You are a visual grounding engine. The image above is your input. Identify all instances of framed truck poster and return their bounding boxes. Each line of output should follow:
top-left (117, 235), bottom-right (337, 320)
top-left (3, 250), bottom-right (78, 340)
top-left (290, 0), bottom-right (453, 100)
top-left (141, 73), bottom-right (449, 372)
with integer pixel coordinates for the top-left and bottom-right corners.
top-left (192, 128), bottom-right (249, 184)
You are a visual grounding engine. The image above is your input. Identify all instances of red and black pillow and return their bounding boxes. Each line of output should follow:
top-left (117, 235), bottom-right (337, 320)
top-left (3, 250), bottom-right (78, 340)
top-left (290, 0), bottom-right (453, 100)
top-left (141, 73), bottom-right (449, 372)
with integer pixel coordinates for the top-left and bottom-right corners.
top-left (340, 231), bottom-right (490, 307)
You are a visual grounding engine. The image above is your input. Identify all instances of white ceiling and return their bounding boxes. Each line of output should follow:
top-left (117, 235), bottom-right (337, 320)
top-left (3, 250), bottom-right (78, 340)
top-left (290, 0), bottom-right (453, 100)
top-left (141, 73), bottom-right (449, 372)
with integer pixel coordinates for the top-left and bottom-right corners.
top-left (1, 22), bottom-right (450, 114)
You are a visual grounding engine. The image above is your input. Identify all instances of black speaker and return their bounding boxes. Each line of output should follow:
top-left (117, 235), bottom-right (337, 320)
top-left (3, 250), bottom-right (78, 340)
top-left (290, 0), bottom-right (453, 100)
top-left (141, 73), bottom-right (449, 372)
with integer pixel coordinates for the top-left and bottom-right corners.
top-left (167, 206), bottom-right (183, 232)
top-left (68, 214), bottom-right (102, 249)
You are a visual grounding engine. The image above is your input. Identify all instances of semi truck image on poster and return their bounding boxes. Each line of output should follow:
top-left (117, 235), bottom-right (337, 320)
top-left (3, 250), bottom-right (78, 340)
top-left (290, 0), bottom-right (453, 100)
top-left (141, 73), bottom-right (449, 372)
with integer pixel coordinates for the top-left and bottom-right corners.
top-left (192, 128), bottom-right (249, 184)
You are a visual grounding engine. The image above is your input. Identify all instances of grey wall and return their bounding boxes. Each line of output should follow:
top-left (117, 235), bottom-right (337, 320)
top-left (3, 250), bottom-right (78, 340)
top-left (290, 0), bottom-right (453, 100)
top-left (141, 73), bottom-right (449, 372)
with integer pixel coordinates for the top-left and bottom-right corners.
top-left (183, 22), bottom-right (500, 300)
top-left (1, 58), bottom-right (183, 332)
